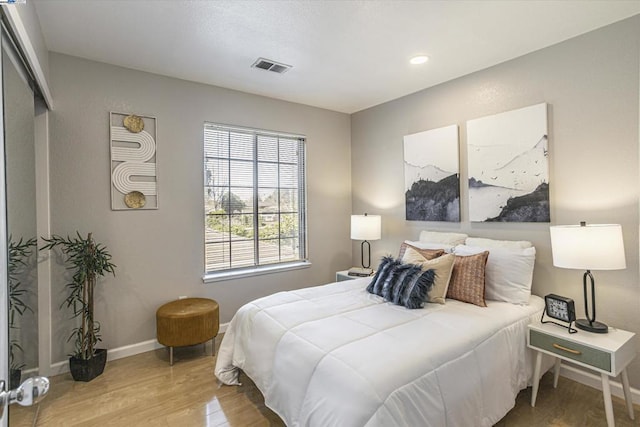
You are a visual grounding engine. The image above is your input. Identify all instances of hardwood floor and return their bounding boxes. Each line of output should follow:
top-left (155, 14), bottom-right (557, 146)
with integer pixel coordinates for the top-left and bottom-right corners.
top-left (8, 336), bottom-right (639, 426)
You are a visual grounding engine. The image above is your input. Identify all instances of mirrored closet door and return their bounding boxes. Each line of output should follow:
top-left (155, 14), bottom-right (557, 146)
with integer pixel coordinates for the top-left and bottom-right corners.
top-left (1, 23), bottom-right (41, 426)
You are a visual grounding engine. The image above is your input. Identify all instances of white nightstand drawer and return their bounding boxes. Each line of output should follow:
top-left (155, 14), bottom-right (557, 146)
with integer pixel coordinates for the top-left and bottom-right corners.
top-left (529, 329), bottom-right (611, 372)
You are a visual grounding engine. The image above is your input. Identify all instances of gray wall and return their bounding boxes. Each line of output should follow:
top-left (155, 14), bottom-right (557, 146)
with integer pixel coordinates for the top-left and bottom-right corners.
top-left (11, 2), bottom-right (49, 82)
top-left (351, 16), bottom-right (640, 386)
top-left (47, 53), bottom-right (352, 363)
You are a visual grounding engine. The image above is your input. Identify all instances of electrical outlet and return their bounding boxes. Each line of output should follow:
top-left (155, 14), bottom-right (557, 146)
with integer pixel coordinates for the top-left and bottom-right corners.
top-left (178, 295), bottom-right (188, 300)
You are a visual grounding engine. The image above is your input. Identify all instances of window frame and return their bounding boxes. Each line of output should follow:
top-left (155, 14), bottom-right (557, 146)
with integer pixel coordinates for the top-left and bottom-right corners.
top-left (202, 123), bottom-right (310, 282)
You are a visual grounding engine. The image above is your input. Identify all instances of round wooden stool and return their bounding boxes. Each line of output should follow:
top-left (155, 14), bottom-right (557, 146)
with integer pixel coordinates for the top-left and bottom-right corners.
top-left (156, 298), bottom-right (219, 365)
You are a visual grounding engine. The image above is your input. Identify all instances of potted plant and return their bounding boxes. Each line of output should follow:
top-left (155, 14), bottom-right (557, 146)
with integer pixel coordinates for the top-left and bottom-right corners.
top-left (41, 232), bottom-right (116, 382)
top-left (8, 236), bottom-right (37, 388)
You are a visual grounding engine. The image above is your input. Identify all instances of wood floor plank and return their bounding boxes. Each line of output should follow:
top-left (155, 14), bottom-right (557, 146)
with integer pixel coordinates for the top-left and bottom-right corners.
top-left (8, 335), bottom-right (638, 426)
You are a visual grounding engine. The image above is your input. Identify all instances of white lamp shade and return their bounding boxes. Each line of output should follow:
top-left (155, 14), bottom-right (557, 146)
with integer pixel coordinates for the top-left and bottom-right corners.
top-left (550, 223), bottom-right (626, 270)
top-left (350, 214), bottom-right (381, 241)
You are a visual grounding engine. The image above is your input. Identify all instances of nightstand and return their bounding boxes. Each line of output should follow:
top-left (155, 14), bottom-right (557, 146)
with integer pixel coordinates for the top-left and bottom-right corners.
top-left (336, 270), bottom-right (355, 281)
top-left (528, 322), bottom-right (636, 427)
top-left (336, 270), bottom-right (373, 281)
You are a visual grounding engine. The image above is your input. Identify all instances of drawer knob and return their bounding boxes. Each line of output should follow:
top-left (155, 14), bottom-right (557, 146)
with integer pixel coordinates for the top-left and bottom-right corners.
top-left (553, 343), bottom-right (581, 355)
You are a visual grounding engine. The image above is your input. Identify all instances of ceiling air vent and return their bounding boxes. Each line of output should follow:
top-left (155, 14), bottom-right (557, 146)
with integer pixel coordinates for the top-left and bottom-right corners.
top-left (251, 57), bottom-right (292, 74)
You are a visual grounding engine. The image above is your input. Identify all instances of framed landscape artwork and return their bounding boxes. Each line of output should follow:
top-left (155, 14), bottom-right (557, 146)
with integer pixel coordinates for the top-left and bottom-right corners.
top-left (466, 103), bottom-right (549, 222)
top-left (404, 125), bottom-right (460, 222)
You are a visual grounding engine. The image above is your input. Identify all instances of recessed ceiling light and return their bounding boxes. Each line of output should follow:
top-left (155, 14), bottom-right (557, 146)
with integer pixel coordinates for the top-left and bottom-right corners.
top-left (410, 55), bottom-right (429, 65)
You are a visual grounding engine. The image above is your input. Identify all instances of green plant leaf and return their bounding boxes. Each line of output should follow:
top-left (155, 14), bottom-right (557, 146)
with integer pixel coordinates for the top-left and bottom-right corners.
top-left (41, 232), bottom-right (116, 359)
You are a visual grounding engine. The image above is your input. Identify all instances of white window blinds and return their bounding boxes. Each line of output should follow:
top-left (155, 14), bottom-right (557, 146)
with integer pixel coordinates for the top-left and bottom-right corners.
top-left (204, 123), bottom-right (307, 273)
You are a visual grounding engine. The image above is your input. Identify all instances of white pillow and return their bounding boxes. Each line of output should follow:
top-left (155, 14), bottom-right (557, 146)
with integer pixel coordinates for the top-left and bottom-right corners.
top-left (453, 244), bottom-right (535, 305)
top-left (418, 231), bottom-right (468, 246)
top-left (465, 237), bottom-right (533, 250)
top-left (404, 240), bottom-right (454, 252)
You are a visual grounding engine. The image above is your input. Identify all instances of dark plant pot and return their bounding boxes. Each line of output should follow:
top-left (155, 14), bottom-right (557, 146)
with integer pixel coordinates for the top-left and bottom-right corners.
top-left (9, 368), bottom-right (21, 389)
top-left (69, 348), bottom-right (107, 382)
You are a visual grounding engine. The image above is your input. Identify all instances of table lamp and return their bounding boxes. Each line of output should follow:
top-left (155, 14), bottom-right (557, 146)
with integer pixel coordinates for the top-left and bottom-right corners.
top-left (549, 222), bottom-right (626, 333)
top-left (350, 213), bottom-right (381, 275)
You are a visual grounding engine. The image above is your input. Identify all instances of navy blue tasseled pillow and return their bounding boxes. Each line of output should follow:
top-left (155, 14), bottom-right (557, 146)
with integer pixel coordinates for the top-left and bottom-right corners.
top-left (367, 257), bottom-right (435, 309)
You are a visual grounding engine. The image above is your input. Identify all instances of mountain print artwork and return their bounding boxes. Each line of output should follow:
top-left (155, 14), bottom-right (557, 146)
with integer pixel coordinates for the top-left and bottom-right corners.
top-left (466, 103), bottom-right (549, 222)
top-left (404, 125), bottom-right (460, 222)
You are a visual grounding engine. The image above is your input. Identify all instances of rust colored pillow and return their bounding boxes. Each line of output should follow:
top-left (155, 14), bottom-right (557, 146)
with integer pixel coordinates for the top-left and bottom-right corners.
top-left (446, 251), bottom-right (490, 307)
top-left (398, 242), bottom-right (444, 261)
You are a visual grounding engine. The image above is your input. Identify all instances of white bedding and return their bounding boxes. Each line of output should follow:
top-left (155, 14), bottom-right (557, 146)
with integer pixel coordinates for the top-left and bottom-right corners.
top-left (215, 278), bottom-right (546, 426)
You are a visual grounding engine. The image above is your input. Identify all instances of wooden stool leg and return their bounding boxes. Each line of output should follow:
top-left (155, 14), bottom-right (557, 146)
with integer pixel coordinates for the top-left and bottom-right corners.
top-left (212, 337), bottom-right (216, 356)
top-left (169, 347), bottom-right (174, 366)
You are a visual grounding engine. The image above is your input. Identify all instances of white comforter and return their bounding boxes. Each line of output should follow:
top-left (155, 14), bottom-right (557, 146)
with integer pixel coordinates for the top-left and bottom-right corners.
top-left (215, 278), bottom-right (545, 427)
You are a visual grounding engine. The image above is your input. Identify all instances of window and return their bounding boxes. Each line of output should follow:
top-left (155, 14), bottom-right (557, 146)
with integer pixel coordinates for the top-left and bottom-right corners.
top-left (204, 123), bottom-right (307, 276)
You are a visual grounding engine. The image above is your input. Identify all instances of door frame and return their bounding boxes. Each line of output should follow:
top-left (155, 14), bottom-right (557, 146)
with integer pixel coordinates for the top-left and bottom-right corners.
top-left (0, 29), bottom-right (9, 427)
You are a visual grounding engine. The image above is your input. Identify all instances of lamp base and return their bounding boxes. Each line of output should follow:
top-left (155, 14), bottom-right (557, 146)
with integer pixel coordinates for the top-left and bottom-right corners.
top-left (575, 318), bottom-right (608, 334)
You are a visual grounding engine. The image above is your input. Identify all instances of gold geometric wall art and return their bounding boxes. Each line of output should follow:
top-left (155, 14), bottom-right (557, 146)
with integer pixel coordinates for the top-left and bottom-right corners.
top-left (110, 112), bottom-right (158, 210)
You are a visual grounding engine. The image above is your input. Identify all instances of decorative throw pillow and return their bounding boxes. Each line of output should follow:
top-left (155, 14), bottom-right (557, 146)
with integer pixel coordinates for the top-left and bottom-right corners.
top-left (398, 242), bottom-right (444, 260)
top-left (446, 251), bottom-right (489, 307)
top-left (367, 257), bottom-right (435, 309)
top-left (383, 264), bottom-right (435, 309)
top-left (367, 256), bottom-right (401, 296)
top-left (454, 244), bottom-right (536, 305)
top-left (402, 247), bottom-right (455, 304)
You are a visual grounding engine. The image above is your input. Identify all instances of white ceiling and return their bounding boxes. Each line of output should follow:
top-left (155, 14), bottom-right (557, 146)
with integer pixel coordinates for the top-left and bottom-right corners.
top-left (33, 0), bottom-right (640, 114)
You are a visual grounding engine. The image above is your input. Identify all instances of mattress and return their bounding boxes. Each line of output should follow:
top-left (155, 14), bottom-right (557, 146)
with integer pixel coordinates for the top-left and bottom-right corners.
top-left (215, 277), bottom-right (545, 426)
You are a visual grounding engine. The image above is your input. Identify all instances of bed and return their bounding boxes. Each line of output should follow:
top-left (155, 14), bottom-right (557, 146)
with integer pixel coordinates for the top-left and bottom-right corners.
top-left (215, 276), bottom-right (546, 426)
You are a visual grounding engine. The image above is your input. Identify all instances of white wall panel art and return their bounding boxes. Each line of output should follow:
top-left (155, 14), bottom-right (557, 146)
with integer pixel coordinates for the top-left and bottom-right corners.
top-left (404, 125), bottom-right (460, 222)
top-left (466, 103), bottom-right (549, 222)
top-left (110, 112), bottom-right (158, 210)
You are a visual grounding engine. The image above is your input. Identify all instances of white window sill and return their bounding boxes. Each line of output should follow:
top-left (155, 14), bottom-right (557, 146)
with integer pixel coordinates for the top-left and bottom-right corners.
top-left (203, 261), bottom-right (312, 283)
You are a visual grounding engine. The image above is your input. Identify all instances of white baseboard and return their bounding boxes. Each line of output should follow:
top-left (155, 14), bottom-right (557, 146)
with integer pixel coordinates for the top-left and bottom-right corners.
top-left (49, 359), bottom-right (71, 376)
top-left (560, 364), bottom-right (640, 405)
top-left (49, 322), bottom-right (230, 375)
